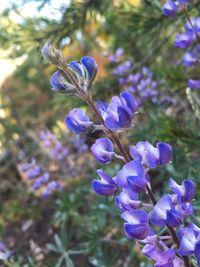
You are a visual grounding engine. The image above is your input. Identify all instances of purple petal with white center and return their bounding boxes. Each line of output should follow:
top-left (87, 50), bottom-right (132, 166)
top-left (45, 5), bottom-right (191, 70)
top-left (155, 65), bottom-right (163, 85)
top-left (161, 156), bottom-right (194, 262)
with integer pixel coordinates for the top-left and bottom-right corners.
top-left (178, 227), bottom-right (197, 256)
top-left (68, 61), bottom-right (84, 77)
top-left (92, 180), bottom-right (117, 196)
top-left (92, 169), bottom-right (117, 196)
top-left (65, 109), bottom-right (93, 134)
top-left (176, 203), bottom-right (193, 216)
top-left (169, 178), bottom-right (196, 203)
top-left (121, 210), bottom-right (148, 224)
top-left (123, 223), bottom-right (149, 240)
top-left (130, 141), bottom-right (159, 168)
top-left (115, 188), bottom-right (140, 210)
top-left (96, 100), bottom-right (108, 120)
top-left (115, 160), bottom-right (144, 188)
top-left (91, 138), bottom-right (114, 164)
top-left (121, 210), bottom-right (149, 240)
top-left (150, 194), bottom-right (173, 226)
top-left (96, 169), bottom-right (115, 185)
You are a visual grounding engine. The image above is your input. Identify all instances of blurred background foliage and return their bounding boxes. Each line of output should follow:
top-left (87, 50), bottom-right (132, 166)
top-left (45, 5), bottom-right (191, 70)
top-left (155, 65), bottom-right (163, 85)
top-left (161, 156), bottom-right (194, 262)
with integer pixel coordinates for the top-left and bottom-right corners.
top-left (1, 0), bottom-right (200, 266)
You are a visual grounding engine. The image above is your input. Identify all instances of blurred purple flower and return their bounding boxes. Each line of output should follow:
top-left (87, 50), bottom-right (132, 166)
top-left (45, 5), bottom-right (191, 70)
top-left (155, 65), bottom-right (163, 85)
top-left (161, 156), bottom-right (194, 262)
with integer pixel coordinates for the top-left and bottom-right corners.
top-left (188, 79), bottom-right (200, 89)
top-left (183, 51), bottom-right (198, 67)
top-left (174, 32), bottom-right (193, 49)
top-left (162, 1), bottom-right (177, 17)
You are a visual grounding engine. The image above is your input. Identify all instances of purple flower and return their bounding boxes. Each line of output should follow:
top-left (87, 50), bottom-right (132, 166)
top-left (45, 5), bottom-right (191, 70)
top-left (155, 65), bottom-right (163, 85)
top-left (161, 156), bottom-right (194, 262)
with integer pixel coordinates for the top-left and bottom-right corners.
top-left (108, 48), bottom-right (124, 62)
top-left (183, 51), bottom-right (198, 67)
top-left (162, 1), bottom-right (177, 17)
top-left (178, 223), bottom-right (200, 257)
top-left (26, 165), bottom-right (41, 179)
top-left (50, 70), bottom-right (75, 93)
top-left (127, 173), bottom-right (149, 193)
top-left (48, 181), bottom-right (62, 190)
top-left (112, 60), bottom-right (133, 76)
top-left (115, 159), bottom-right (145, 188)
top-left (185, 18), bottom-right (195, 32)
top-left (90, 138), bottom-right (114, 164)
top-left (100, 91), bottom-right (136, 130)
top-left (68, 61), bottom-right (84, 77)
top-left (92, 169), bottom-right (117, 196)
top-left (65, 109), bottom-right (93, 134)
top-left (50, 142), bottom-right (69, 161)
top-left (150, 194), bottom-right (182, 227)
top-left (121, 210), bottom-right (149, 240)
top-left (115, 188), bottom-right (141, 210)
top-left (174, 32), bottom-right (193, 49)
top-left (169, 178), bottom-right (196, 203)
top-left (130, 141), bottom-right (172, 168)
top-left (32, 173), bottom-right (50, 190)
top-left (142, 240), bottom-right (177, 267)
top-left (42, 181), bottom-right (62, 198)
top-left (176, 202), bottom-right (193, 217)
top-left (80, 56), bottom-right (98, 81)
top-left (115, 48), bottom-right (124, 58)
top-left (188, 79), bottom-right (200, 89)
top-left (19, 158), bottom-right (36, 172)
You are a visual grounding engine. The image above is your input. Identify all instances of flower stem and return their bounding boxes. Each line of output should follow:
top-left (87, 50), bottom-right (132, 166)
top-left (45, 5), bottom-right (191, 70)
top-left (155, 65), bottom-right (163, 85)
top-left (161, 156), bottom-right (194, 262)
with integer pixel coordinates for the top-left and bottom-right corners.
top-left (61, 65), bottom-right (191, 267)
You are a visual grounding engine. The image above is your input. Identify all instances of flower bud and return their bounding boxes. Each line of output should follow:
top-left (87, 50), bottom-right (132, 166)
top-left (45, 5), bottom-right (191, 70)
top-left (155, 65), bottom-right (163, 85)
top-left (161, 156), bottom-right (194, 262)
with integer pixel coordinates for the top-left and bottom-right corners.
top-left (41, 42), bottom-right (65, 66)
top-left (65, 109), bottom-right (93, 134)
top-left (91, 138), bottom-right (114, 164)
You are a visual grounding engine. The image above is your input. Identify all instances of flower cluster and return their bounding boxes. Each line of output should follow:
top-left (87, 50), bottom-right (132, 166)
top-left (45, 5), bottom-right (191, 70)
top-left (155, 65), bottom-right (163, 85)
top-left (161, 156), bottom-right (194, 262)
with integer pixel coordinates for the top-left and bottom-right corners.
top-left (39, 130), bottom-right (69, 161)
top-left (19, 158), bottom-right (62, 198)
top-left (106, 48), bottom-right (173, 106)
top-left (42, 43), bottom-right (199, 266)
top-left (162, 0), bottom-right (200, 89)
